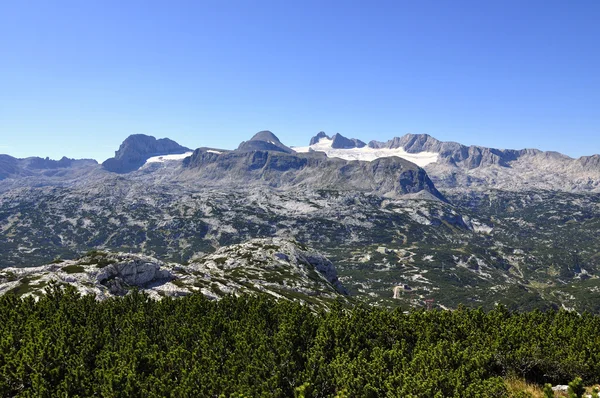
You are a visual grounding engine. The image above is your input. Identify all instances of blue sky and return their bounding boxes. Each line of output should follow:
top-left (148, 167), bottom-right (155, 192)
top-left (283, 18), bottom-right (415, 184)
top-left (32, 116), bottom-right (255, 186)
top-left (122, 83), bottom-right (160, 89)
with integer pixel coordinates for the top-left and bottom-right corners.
top-left (1, 0), bottom-right (599, 161)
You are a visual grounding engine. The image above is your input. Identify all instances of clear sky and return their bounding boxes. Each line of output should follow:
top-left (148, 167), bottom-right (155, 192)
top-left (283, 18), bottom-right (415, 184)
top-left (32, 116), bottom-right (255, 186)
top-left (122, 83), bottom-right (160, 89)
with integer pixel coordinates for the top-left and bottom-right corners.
top-left (1, 0), bottom-right (599, 161)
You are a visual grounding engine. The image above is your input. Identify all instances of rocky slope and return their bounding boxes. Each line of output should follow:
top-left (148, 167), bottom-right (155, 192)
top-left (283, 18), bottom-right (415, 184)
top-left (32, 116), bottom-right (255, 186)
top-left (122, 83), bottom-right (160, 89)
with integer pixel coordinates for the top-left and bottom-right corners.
top-left (303, 132), bottom-right (600, 192)
top-left (0, 238), bottom-right (348, 307)
top-left (183, 131), bottom-right (445, 200)
top-left (4, 173), bottom-right (600, 311)
top-left (372, 134), bottom-right (600, 192)
top-left (102, 134), bottom-right (191, 173)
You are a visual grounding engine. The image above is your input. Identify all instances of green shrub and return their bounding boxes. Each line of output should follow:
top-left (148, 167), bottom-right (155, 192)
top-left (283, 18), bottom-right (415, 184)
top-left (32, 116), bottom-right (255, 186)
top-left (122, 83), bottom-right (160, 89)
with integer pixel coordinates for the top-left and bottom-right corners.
top-left (568, 377), bottom-right (585, 398)
top-left (61, 264), bottom-right (85, 274)
top-left (543, 383), bottom-right (554, 398)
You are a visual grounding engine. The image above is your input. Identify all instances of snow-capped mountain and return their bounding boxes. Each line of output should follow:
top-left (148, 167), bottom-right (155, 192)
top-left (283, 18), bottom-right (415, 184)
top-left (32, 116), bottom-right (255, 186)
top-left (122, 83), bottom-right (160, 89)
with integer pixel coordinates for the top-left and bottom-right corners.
top-left (298, 132), bottom-right (600, 192)
top-left (182, 131), bottom-right (445, 200)
top-left (293, 133), bottom-right (439, 167)
top-left (0, 131), bottom-right (446, 201)
top-left (4, 130), bottom-right (600, 193)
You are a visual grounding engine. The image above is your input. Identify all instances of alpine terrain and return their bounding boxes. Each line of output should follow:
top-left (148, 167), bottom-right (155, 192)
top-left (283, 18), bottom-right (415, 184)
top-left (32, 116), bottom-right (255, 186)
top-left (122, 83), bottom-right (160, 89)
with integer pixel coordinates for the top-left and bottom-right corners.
top-left (2, 130), bottom-right (600, 312)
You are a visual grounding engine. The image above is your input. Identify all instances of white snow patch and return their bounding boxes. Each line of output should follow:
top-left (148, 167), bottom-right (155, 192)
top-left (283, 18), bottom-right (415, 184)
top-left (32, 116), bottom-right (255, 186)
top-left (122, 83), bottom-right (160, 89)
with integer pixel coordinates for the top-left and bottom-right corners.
top-left (144, 152), bottom-right (194, 164)
top-left (206, 150), bottom-right (222, 154)
top-left (292, 137), bottom-right (438, 167)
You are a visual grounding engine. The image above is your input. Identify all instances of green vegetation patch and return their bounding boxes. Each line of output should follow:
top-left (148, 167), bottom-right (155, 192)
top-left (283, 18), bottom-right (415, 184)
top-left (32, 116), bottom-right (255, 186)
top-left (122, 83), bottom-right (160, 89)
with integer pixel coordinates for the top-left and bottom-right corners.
top-left (6, 276), bottom-right (47, 296)
top-left (171, 279), bottom-right (188, 288)
top-left (61, 264), bottom-right (85, 274)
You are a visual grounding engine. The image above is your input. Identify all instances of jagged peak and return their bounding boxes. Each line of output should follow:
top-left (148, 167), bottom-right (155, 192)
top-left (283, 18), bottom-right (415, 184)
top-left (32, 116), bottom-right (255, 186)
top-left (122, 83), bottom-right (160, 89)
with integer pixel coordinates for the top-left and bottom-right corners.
top-left (307, 132), bottom-right (366, 149)
top-left (309, 132), bottom-right (330, 145)
top-left (330, 133), bottom-right (366, 149)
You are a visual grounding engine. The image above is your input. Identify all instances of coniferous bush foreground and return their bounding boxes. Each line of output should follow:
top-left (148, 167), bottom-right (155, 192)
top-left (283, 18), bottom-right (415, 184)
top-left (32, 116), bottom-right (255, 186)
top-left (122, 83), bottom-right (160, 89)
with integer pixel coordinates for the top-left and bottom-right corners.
top-left (1, 285), bottom-right (599, 397)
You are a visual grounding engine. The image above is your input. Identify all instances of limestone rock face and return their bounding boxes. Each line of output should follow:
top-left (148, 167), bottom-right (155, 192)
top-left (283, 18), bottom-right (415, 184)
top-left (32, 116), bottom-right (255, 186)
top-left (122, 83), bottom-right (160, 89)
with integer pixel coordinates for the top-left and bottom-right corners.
top-left (301, 252), bottom-right (347, 294)
top-left (183, 142), bottom-right (446, 201)
top-left (188, 238), bottom-right (349, 297)
top-left (0, 252), bottom-right (175, 299)
top-left (367, 133), bottom-right (600, 192)
top-left (102, 134), bottom-right (191, 173)
top-left (96, 255), bottom-right (171, 286)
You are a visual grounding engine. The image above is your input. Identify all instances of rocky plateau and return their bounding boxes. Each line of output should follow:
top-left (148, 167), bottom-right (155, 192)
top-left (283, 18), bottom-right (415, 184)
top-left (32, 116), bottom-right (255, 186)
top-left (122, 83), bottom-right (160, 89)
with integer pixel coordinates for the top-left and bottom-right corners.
top-left (2, 130), bottom-right (600, 311)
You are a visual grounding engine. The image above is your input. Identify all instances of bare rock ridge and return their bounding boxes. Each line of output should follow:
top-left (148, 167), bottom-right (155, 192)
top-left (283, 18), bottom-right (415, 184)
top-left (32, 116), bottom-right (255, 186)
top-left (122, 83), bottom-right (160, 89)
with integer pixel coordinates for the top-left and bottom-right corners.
top-left (102, 134), bottom-right (191, 173)
top-left (9, 128), bottom-right (600, 192)
top-left (0, 154), bottom-right (97, 180)
top-left (306, 132), bottom-right (600, 192)
top-left (368, 134), bottom-right (536, 169)
top-left (374, 134), bottom-right (600, 191)
top-left (333, 134), bottom-right (366, 149)
top-left (183, 131), bottom-right (446, 201)
top-left (0, 131), bottom-right (445, 200)
top-left (309, 132), bottom-right (366, 149)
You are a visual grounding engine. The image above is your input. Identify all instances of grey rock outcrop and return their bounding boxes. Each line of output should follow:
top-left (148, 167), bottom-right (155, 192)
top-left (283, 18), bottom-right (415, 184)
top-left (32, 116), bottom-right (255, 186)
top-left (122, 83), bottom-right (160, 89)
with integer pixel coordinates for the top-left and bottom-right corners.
top-left (102, 134), bottom-right (191, 173)
top-left (96, 254), bottom-right (172, 286)
top-left (0, 240), bottom-right (349, 306)
top-left (0, 252), bottom-right (175, 299)
top-left (236, 131), bottom-right (294, 154)
top-left (187, 238), bottom-right (349, 297)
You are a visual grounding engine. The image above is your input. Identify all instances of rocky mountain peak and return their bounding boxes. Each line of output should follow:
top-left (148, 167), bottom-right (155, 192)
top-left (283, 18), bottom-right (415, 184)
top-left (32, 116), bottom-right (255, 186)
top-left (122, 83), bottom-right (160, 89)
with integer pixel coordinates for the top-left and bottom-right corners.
top-left (102, 134), bottom-right (191, 173)
top-left (330, 133), bottom-right (366, 149)
top-left (249, 130), bottom-right (283, 143)
top-left (236, 131), bottom-right (293, 153)
top-left (307, 132), bottom-right (366, 149)
top-left (309, 132), bottom-right (330, 145)
top-left (113, 134), bottom-right (190, 160)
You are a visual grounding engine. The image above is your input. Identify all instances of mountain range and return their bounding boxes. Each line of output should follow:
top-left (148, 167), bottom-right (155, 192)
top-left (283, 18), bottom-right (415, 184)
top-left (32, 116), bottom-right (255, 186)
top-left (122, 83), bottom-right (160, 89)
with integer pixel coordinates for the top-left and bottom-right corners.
top-left (297, 132), bottom-right (600, 192)
top-left (2, 130), bottom-right (600, 311)
top-left (2, 130), bottom-right (600, 194)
